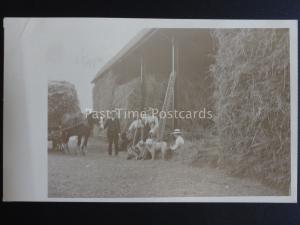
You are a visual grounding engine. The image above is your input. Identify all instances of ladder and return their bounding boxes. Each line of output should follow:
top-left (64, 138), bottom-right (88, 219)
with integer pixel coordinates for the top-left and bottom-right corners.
top-left (159, 71), bottom-right (176, 140)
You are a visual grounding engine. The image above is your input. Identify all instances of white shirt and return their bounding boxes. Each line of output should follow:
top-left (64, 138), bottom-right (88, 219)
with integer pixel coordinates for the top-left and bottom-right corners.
top-left (143, 115), bottom-right (159, 134)
top-left (128, 119), bottom-right (144, 132)
top-left (170, 136), bottom-right (184, 151)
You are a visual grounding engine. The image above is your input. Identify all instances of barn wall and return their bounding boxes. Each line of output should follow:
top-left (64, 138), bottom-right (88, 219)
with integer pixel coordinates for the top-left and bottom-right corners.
top-left (92, 29), bottom-right (216, 134)
top-left (92, 70), bottom-right (116, 111)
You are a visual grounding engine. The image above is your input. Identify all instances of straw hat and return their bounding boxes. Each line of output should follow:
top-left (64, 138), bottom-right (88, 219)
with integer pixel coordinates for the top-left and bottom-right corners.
top-left (172, 129), bottom-right (182, 135)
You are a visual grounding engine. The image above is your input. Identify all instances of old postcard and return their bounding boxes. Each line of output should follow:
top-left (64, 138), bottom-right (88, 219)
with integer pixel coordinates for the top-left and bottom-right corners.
top-left (3, 18), bottom-right (298, 202)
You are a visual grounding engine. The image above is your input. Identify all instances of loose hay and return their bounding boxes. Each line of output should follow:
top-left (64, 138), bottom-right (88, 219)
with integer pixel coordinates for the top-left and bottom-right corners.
top-left (209, 29), bottom-right (290, 192)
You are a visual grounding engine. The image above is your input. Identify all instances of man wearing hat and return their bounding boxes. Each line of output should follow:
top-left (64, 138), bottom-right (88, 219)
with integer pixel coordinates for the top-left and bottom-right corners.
top-left (170, 129), bottom-right (185, 152)
top-left (103, 110), bottom-right (121, 156)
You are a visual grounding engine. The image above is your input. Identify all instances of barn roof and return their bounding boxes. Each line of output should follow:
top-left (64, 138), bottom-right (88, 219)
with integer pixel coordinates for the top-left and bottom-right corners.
top-left (91, 28), bottom-right (157, 83)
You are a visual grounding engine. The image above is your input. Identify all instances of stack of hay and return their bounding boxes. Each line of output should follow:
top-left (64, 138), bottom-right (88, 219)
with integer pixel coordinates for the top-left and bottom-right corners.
top-left (210, 29), bottom-right (290, 192)
top-left (48, 80), bottom-right (82, 130)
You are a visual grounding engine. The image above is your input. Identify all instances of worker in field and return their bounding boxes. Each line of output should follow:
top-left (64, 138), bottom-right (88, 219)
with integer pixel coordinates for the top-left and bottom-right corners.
top-left (128, 113), bottom-right (144, 145)
top-left (126, 113), bottom-right (145, 160)
top-left (142, 107), bottom-right (159, 140)
top-left (170, 129), bottom-right (185, 152)
top-left (103, 110), bottom-right (121, 156)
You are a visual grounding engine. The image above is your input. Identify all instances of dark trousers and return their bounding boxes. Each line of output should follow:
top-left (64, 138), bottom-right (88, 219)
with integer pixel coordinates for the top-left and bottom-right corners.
top-left (108, 134), bottom-right (119, 155)
top-left (143, 124), bottom-right (150, 141)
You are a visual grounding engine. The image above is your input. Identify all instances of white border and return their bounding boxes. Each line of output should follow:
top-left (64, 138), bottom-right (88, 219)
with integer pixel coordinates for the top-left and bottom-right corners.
top-left (3, 18), bottom-right (298, 202)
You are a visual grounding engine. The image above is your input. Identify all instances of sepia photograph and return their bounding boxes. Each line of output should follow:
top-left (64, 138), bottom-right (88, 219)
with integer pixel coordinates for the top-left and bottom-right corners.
top-left (3, 18), bottom-right (297, 202)
top-left (46, 22), bottom-right (292, 198)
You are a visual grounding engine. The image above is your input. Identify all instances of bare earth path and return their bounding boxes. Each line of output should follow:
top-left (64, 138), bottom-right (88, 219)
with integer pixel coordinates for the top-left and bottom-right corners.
top-left (48, 138), bottom-right (283, 198)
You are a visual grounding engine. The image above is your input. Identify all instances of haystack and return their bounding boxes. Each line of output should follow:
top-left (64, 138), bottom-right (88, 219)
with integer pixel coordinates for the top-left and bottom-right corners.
top-left (210, 29), bottom-right (290, 191)
top-left (48, 80), bottom-right (82, 130)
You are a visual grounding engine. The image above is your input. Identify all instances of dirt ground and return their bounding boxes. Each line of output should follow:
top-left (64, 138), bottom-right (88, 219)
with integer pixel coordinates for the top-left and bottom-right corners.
top-left (48, 137), bottom-right (283, 198)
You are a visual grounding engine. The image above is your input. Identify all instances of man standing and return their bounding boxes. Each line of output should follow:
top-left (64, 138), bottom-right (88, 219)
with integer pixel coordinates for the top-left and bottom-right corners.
top-left (104, 110), bottom-right (120, 156)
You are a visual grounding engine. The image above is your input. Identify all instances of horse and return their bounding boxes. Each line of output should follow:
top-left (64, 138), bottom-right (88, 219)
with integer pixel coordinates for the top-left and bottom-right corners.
top-left (61, 112), bottom-right (100, 155)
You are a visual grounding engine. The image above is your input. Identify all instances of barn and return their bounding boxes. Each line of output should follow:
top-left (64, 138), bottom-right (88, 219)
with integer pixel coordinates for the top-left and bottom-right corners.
top-left (91, 28), bottom-right (216, 136)
top-left (91, 28), bottom-right (290, 191)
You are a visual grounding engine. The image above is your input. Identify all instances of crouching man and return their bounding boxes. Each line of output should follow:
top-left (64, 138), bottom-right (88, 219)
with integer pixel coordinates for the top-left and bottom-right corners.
top-left (127, 140), bottom-right (145, 160)
top-left (170, 129), bottom-right (185, 153)
top-left (126, 114), bottom-right (145, 160)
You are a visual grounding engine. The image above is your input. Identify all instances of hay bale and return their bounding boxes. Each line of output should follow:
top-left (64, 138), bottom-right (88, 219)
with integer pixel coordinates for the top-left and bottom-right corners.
top-left (210, 29), bottom-right (290, 191)
top-left (48, 80), bottom-right (81, 129)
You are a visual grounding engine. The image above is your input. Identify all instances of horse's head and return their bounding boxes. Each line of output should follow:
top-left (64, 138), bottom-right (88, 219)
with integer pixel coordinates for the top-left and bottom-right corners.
top-left (86, 112), bottom-right (102, 127)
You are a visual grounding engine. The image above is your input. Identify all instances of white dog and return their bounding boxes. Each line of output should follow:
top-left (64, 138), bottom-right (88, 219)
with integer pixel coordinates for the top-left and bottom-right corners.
top-left (145, 138), bottom-right (168, 160)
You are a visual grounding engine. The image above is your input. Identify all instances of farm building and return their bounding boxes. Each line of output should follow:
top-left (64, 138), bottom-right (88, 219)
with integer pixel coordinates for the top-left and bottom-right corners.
top-left (91, 28), bottom-right (216, 135)
top-left (92, 28), bottom-right (290, 191)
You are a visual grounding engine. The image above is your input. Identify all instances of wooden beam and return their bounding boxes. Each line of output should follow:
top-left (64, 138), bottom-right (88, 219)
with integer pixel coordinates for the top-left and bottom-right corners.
top-left (172, 37), bottom-right (175, 74)
top-left (172, 37), bottom-right (177, 129)
top-left (140, 54), bottom-right (146, 111)
top-left (140, 56), bottom-right (144, 82)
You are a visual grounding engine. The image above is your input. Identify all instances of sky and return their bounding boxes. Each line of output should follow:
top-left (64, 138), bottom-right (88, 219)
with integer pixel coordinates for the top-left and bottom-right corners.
top-left (21, 19), bottom-right (143, 111)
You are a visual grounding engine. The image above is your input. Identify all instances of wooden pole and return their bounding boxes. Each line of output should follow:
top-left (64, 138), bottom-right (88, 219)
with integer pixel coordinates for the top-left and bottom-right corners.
top-left (172, 37), bottom-right (177, 129)
top-left (140, 54), bottom-right (146, 111)
top-left (140, 56), bottom-right (143, 83)
top-left (175, 40), bottom-right (179, 129)
top-left (172, 37), bottom-right (175, 74)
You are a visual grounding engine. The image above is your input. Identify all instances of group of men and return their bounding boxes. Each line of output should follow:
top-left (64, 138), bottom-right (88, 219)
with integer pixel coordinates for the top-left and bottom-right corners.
top-left (102, 108), bottom-right (185, 160)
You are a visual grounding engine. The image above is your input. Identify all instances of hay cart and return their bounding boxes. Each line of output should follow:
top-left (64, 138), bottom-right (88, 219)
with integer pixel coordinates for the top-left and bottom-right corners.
top-left (48, 125), bottom-right (63, 151)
